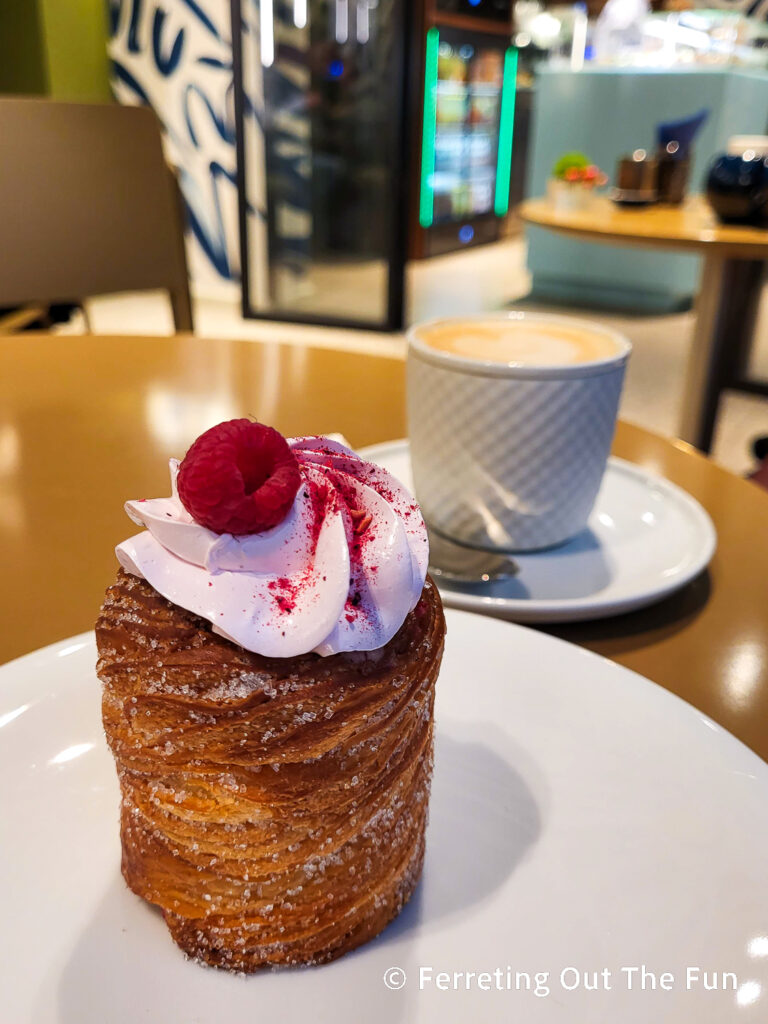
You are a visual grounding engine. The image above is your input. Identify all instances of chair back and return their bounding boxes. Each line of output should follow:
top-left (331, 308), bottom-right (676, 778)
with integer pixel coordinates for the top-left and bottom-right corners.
top-left (0, 98), bottom-right (192, 331)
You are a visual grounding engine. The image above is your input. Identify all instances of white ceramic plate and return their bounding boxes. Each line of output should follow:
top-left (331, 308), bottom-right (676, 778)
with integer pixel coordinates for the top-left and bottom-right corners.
top-left (361, 440), bottom-right (716, 623)
top-left (2, 621), bottom-right (767, 1023)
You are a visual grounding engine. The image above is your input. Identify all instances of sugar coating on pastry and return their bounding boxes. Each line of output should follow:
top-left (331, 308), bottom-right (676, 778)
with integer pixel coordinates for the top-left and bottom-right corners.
top-left (97, 571), bottom-right (444, 970)
top-left (96, 424), bottom-right (445, 971)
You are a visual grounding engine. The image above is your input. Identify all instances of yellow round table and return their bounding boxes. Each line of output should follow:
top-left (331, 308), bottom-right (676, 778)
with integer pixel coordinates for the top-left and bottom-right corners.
top-left (2, 332), bottom-right (768, 760)
top-left (520, 196), bottom-right (768, 453)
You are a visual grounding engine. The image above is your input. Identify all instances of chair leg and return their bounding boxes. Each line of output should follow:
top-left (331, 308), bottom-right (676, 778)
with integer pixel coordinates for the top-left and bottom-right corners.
top-left (170, 286), bottom-right (194, 333)
top-left (0, 305), bottom-right (46, 333)
top-left (167, 164), bottom-right (194, 334)
top-left (81, 302), bottom-right (94, 334)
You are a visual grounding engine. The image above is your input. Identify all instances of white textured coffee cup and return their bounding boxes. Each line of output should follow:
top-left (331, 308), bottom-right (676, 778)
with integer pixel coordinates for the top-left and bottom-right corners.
top-left (407, 312), bottom-right (631, 552)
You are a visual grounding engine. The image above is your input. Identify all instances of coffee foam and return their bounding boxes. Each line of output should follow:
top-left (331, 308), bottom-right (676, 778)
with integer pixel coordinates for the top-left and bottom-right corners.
top-left (418, 319), bottom-right (621, 367)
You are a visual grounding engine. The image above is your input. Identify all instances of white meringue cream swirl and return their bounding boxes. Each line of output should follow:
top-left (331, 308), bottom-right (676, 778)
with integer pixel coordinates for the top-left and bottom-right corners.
top-left (116, 437), bottom-right (428, 658)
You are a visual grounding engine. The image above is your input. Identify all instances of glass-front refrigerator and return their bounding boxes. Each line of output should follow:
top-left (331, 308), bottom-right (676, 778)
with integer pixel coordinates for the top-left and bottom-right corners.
top-left (413, 2), bottom-right (516, 257)
top-left (232, 0), bottom-right (410, 330)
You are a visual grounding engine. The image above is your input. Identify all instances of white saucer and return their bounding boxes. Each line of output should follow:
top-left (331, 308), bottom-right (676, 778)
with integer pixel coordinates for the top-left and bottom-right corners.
top-left (2, 622), bottom-right (767, 1022)
top-left (361, 440), bottom-right (716, 623)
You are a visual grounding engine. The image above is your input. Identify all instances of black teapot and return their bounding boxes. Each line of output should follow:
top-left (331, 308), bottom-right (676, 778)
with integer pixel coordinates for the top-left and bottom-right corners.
top-left (706, 149), bottom-right (768, 227)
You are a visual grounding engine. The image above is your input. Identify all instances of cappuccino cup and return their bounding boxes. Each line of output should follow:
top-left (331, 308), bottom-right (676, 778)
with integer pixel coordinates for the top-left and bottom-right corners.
top-left (407, 312), bottom-right (631, 552)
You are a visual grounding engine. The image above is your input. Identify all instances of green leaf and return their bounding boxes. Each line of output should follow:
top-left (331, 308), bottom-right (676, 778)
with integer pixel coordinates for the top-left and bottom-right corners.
top-left (552, 151), bottom-right (590, 180)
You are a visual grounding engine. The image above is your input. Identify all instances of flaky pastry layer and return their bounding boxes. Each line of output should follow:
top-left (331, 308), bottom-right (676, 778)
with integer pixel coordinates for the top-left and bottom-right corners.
top-left (96, 570), bottom-right (445, 970)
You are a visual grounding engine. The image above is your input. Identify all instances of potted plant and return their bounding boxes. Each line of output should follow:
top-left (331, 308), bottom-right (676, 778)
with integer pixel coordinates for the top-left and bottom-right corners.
top-left (548, 152), bottom-right (608, 212)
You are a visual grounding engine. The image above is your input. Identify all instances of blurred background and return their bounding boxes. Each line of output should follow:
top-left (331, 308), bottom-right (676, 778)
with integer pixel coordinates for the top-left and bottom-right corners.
top-left (1, 0), bottom-right (767, 472)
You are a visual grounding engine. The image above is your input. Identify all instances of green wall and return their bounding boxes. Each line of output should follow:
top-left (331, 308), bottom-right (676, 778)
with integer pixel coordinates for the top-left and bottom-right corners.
top-left (40, 0), bottom-right (111, 102)
top-left (0, 0), bottom-right (111, 102)
top-left (0, 2), bottom-right (49, 94)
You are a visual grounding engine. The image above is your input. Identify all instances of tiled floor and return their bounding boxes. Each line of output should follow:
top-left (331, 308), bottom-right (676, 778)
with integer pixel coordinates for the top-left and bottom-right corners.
top-left (74, 237), bottom-right (768, 477)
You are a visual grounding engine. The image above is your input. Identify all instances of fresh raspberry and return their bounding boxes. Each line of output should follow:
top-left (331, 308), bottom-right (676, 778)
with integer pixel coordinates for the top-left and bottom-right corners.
top-left (177, 420), bottom-right (301, 535)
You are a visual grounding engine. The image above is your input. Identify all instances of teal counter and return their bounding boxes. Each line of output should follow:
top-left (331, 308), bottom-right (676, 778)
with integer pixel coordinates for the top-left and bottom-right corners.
top-left (525, 67), bottom-right (768, 311)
